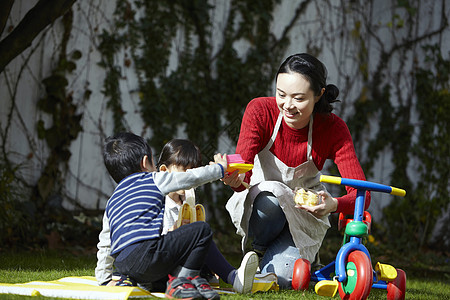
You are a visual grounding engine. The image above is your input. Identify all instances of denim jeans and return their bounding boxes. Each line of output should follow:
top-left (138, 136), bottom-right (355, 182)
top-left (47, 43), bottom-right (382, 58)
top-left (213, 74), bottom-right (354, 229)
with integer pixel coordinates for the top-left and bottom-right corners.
top-left (249, 192), bottom-right (286, 252)
top-left (248, 191), bottom-right (301, 289)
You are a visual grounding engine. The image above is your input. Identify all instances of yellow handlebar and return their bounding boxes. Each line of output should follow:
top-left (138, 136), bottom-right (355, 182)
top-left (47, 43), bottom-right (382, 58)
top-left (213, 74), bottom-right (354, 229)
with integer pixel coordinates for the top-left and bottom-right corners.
top-left (390, 187), bottom-right (406, 197)
top-left (320, 175), bottom-right (342, 185)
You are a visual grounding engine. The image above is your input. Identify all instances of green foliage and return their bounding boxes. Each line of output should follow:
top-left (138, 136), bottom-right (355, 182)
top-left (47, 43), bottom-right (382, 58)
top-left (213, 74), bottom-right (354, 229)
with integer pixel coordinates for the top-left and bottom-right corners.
top-left (96, 0), bottom-right (450, 247)
top-left (99, 0), bottom-right (285, 153)
top-left (0, 162), bottom-right (31, 248)
top-left (383, 45), bottom-right (450, 250)
top-left (17, 9), bottom-right (92, 248)
top-left (98, 29), bottom-right (127, 133)
top-left (5, 0), bottom-right (448, 255)
top-left (98, 0), bottom-right (287, 233)
top-left (0, 11), bottom-right (90, 248)
top-left (35, 10), bottom-right (85, 204)
top-left (342, 0), bottom-right (449, 251)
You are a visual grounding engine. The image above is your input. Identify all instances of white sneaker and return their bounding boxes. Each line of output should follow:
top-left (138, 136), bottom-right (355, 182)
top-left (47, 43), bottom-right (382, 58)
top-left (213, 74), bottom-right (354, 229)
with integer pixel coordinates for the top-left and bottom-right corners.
top-left (233, 251), bottom-right (259, 294)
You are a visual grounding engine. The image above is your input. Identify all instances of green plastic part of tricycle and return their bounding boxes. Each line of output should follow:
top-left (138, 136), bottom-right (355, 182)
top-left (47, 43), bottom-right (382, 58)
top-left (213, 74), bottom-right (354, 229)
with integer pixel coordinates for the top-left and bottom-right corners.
top-left (342, 261), bottom-right (358, 294)
top-left (344, 221), bottom-right (368, 237)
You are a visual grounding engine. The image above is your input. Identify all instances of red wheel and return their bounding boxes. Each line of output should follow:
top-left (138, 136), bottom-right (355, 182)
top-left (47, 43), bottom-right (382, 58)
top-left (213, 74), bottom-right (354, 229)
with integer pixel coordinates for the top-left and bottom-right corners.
top-left (338, 251), bottom-right (373, 300)
top-left (292, 258), bottom-right (311, 290)
top-left (387, 269), bottom-right (406, 300)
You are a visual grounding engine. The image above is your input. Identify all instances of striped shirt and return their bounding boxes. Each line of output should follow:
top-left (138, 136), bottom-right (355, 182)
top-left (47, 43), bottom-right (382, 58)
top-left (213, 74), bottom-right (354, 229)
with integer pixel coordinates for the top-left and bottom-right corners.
top-left (106, 164), bottom-right (224, 255)
top-left (106, 172), bottom-right (164, 254)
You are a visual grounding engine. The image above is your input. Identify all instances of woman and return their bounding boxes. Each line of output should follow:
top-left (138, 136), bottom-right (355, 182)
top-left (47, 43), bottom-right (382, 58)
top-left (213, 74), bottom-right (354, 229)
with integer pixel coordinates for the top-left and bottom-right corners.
top-left (222, 53), bottom-right (370, 289)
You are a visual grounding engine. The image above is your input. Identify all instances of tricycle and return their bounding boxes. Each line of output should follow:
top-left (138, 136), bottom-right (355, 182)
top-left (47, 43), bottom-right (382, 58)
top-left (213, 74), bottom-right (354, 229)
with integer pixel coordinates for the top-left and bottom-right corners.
top-left (292, 175), bottom-right (407, 300)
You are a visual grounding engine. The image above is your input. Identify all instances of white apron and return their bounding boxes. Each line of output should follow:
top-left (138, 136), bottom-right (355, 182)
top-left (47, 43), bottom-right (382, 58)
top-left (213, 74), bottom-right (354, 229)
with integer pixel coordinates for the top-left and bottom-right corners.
top-left (225, 113), bottom-right (330, 263)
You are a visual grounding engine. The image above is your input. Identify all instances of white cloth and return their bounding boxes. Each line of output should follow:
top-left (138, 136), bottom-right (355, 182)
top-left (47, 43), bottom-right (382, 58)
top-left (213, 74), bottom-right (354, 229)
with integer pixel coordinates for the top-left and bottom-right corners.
top-left (95, 213), bottom-right (114, 285)
top-left (162, 196), bottom-right (182, 235)
top-left (226, 113), bottom-right (330, 262)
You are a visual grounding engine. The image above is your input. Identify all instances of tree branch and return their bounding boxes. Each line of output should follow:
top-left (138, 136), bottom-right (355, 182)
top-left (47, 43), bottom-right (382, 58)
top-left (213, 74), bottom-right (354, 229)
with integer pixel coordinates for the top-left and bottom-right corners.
top-left (0, 0), bottom-right (77, 74)
top-left (271, 0), bottom-right (312, 52)
top-left (0, 0), bottom-right (14, 36)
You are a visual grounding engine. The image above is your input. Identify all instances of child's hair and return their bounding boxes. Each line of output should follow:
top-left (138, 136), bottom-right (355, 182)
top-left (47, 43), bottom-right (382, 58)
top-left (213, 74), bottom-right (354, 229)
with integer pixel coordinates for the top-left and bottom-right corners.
top-left (103, 132), bottom-right (153, 183)
top-left (157, 139), bottom-right (202, 170)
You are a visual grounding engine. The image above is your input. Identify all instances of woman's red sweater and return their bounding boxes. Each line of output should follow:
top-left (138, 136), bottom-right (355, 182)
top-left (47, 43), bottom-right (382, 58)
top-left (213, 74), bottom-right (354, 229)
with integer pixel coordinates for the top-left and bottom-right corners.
top-left (233, 97), bottom-right (370, 215)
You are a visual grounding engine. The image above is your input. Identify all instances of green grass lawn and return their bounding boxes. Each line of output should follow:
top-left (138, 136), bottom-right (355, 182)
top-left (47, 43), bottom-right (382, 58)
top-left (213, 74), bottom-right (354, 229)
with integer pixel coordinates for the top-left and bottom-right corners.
top-left (0, 247), bottom-right (448, 300)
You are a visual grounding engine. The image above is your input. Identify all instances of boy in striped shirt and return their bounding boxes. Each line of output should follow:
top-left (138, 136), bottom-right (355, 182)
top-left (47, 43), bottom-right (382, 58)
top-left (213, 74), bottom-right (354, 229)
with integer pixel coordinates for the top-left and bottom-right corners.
top-left (103, 132), bottom-right (226, 299)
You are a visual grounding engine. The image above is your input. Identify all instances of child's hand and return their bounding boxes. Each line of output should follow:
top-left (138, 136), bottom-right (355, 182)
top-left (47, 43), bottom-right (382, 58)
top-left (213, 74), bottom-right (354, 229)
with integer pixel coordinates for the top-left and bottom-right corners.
top-left (106, 280), bottom-right (118, 286)
top-left (173, 219), bottom-right (190, 230)
top-left (180, 219), bottom-right (190, 226)
top-left (212, 153), bottom-right (228, 172)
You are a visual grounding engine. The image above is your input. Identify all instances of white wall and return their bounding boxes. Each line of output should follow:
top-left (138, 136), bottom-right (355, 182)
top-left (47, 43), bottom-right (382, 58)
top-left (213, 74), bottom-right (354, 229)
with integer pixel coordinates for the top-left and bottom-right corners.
top-left (1, 0), bottom-right (448, 223)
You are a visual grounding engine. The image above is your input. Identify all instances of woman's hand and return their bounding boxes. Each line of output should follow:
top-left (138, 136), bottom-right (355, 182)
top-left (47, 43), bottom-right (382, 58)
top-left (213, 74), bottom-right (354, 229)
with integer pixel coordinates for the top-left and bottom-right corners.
top-left (221, 170), bottom-right (242, 188)
top-left (295, 190), bottom-right (338, 218)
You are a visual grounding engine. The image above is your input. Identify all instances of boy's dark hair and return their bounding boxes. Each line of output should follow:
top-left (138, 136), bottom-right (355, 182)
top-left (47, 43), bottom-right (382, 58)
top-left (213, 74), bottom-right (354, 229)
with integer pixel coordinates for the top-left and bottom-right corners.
top-left (103, 132), bottom-right (153, 184)
top-left (157, 139), bottom-right (202, 170)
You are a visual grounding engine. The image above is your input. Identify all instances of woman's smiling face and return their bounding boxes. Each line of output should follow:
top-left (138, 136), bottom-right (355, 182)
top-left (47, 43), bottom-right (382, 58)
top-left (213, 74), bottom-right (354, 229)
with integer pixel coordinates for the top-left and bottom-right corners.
top-left (276, 72), bottom-right (321, 129)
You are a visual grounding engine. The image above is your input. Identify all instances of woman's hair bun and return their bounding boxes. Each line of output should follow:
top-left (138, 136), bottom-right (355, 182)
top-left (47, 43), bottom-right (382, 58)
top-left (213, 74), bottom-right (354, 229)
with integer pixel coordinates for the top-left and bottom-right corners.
top-left (314, 84), bottom-right (340, 114)
top-left (324, 84), bottom-right (339, 101)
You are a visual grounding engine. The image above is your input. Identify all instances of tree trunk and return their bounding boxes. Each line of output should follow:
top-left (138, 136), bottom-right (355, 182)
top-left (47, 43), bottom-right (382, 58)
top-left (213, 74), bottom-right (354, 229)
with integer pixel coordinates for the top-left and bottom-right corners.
top-left (0, 0), bottom-right (77, 74)
top-left (0, 0), bottom-right (14, 36)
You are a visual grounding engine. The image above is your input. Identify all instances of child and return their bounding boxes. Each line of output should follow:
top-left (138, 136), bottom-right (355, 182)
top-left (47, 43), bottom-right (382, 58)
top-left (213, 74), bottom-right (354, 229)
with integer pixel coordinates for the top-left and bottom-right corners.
top-left (101, 132), bottom-right (225, 299)
top-left (157, 139), bottom-right (258, 293)
top-left (96, 138), bottom-right (259, 294)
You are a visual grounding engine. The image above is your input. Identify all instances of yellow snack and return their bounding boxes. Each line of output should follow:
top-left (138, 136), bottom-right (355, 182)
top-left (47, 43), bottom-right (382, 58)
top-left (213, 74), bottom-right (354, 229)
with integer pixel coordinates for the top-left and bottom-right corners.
top-left (294, 188), bottom-right (319, 206)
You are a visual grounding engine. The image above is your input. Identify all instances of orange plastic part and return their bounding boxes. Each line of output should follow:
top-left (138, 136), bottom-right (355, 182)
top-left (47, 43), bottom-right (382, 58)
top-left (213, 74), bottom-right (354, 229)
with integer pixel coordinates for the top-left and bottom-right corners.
top-left (338, 211), bottom-right (372, 233)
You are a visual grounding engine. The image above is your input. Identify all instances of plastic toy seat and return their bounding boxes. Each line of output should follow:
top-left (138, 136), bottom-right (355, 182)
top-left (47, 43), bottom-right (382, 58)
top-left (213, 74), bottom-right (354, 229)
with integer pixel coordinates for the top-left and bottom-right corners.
top-left (315, 280), bottom-right (338, 297)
